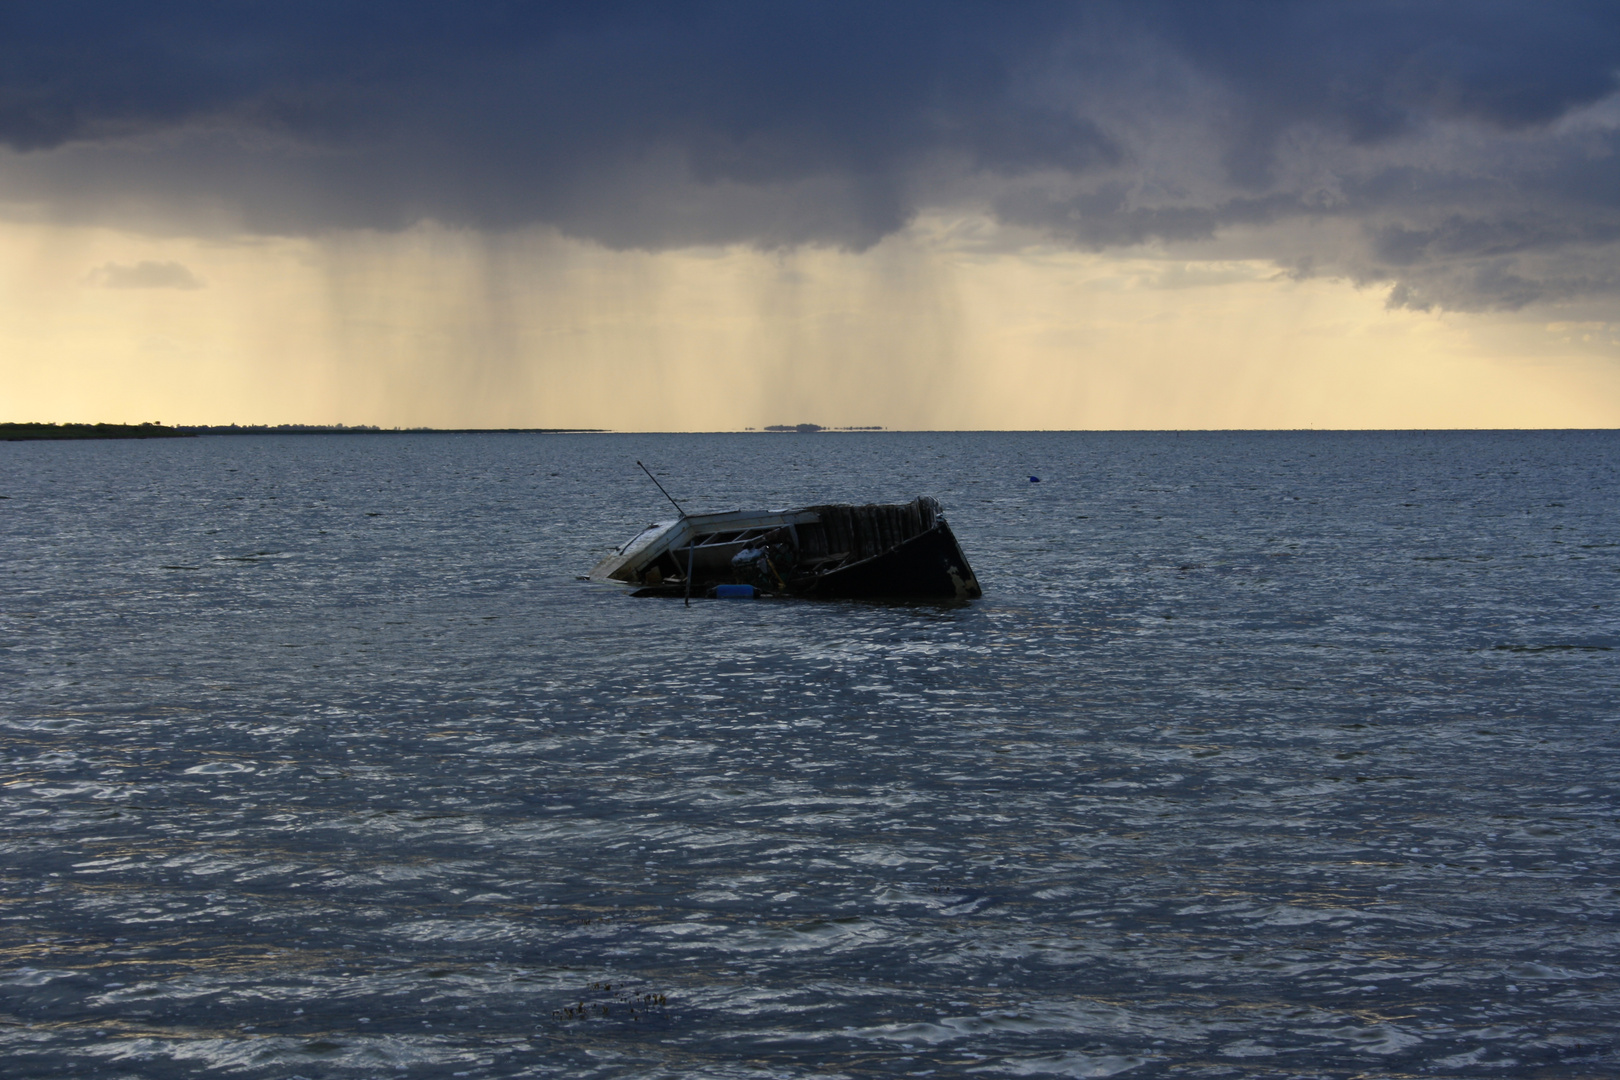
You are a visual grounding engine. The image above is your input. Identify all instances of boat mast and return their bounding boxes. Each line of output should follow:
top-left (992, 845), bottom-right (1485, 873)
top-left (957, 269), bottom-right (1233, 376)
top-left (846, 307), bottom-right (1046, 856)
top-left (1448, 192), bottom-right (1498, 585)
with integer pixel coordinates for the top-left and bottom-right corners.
top-left (637, 461), bottom-right (695, 606)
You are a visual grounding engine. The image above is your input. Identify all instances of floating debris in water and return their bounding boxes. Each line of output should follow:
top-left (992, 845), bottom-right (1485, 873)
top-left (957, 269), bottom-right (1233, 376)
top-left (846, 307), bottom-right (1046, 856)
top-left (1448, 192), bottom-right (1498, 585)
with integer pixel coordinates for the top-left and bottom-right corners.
top-left (552, 981), bottom-right (671, 1026)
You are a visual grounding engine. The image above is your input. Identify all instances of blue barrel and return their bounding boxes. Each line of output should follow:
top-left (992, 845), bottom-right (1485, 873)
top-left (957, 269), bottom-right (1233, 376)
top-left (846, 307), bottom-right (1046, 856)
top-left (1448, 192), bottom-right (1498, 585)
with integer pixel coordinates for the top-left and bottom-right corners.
top-left (714, 584), bottom-right (756, 599)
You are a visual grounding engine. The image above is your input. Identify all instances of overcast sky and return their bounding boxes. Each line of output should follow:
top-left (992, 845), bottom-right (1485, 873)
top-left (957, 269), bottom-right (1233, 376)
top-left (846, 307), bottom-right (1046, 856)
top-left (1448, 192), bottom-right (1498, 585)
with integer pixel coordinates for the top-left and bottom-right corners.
top-left (4, 1), bottom-right (1619, 428)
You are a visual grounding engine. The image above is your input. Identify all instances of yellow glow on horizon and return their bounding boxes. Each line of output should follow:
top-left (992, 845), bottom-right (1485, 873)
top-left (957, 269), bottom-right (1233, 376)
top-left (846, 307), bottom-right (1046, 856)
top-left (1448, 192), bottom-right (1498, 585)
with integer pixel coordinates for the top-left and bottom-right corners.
top-left (2, 217), bottom-right (1617, 430)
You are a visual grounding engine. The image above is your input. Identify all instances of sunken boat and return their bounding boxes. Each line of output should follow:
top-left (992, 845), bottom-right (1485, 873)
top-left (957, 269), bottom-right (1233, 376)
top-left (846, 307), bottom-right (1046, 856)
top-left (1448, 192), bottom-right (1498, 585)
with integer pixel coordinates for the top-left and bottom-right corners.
top-left (588, 496), bottom-right (981, 601)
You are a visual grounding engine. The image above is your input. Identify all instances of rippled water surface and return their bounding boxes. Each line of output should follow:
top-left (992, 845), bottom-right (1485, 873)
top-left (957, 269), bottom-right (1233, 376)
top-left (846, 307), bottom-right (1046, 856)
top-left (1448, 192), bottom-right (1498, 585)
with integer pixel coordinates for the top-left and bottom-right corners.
top-left (3, 430), bottom-right (1618, 1079)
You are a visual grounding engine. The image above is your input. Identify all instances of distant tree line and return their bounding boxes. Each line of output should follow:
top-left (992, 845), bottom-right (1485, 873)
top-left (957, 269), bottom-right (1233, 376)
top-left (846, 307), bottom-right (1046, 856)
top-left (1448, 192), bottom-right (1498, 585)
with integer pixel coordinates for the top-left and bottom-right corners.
top-left (1, 422), bottom-right (193, 441)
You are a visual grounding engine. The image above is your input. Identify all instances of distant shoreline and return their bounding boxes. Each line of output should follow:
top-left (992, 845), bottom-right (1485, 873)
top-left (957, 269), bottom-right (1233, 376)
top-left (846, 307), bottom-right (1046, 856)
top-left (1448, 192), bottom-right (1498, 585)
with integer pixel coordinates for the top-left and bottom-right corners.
top-left (178, 425), bottom-right (609, 435)
top-left (2, 423), bottom-right (607, 440)
top-left (2, 423), bottom-right (196, 441)
top-left (9, 424), bottom-right (1609, 442)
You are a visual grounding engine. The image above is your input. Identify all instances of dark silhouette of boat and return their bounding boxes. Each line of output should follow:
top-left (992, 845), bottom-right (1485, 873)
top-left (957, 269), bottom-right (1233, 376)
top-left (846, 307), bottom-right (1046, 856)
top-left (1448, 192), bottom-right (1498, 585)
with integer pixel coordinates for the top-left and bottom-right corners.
top-left (588, 496), bottom-right (981, 600)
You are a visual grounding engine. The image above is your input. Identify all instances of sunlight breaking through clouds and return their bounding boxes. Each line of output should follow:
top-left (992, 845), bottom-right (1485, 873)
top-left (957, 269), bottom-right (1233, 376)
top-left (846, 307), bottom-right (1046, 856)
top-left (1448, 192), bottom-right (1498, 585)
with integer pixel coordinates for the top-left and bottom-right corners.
top-left (2, 3), bottom-right (1618, 428)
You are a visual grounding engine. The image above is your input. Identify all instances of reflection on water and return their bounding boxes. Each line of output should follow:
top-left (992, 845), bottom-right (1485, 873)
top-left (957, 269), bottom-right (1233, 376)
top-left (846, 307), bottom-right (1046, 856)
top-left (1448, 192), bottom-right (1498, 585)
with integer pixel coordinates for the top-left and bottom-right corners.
top-left (2, 430), bottom-right (1617, 1078)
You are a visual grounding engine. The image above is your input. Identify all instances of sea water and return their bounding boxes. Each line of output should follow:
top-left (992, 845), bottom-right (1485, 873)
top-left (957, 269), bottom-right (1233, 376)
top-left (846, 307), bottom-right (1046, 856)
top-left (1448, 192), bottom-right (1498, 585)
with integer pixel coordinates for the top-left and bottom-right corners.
top-left (2, 430), bottom-right (1616, 1079)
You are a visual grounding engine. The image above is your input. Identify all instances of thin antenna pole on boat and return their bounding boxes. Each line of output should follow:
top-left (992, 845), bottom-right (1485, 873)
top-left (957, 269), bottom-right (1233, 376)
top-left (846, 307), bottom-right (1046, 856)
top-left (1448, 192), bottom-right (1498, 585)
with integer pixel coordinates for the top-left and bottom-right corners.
top-left (637, 461), bottom-right (694, 606)
top-left (637, 461), bottom-right (686, 518)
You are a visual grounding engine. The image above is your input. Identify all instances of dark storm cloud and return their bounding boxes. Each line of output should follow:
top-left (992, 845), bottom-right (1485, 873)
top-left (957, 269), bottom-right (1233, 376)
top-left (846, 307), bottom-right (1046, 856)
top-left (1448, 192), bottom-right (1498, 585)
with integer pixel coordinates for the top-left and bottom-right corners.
top-left (1153, 2), bottom-right (1620, 181)
top-left (3, 1), bottom-right (1618, 308)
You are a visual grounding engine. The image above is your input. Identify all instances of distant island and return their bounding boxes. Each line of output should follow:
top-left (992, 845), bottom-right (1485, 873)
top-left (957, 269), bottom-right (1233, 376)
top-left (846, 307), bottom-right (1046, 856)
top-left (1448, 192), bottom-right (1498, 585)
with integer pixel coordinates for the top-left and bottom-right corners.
top-left (177, 424), bottom-right (606, 435)
top-left (4, 421), bottom-right (899, 440)
top-left (1, 422), bottom-right (195, 441)
top-left (3, 422), bottom-right (606, 440)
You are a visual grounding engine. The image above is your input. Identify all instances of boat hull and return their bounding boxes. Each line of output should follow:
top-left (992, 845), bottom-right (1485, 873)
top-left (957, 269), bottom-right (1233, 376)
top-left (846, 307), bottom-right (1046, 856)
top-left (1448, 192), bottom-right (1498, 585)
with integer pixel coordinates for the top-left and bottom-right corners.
top-left (801, 521), bottom-right (980, 600)
top-left (589, 496), bottom-right (981, 601)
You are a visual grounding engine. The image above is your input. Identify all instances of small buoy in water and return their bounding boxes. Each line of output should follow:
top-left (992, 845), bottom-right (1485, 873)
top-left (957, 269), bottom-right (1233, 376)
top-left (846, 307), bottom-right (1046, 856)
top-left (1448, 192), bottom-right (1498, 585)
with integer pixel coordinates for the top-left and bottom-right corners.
top-left (714, 584), bottom-right (756, 599)
top-left (1029, 475), bottom-right (1041, 483)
